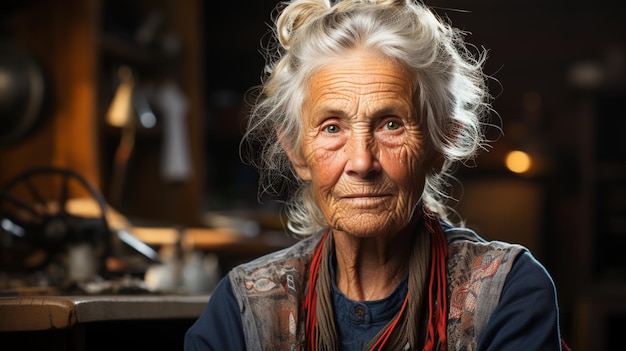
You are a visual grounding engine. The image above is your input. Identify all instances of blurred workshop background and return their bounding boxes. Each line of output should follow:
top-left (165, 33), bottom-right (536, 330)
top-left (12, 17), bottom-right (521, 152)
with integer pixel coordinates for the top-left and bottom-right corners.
top-left (0, 1), bottom-right (624, 350)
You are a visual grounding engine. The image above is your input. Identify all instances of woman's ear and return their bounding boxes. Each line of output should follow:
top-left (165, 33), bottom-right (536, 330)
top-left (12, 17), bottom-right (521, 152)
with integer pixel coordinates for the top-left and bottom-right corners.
top-left (286, 148), bottom-right (312, 181)
top-left (278, 130), bottom-right (312, 181)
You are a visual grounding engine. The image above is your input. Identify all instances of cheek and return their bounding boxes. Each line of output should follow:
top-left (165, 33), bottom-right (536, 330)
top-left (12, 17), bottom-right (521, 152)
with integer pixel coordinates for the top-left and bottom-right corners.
top-left (305, 147), bottom-right (343, 192)
top-left (382, 138), bottom-right (429, 185)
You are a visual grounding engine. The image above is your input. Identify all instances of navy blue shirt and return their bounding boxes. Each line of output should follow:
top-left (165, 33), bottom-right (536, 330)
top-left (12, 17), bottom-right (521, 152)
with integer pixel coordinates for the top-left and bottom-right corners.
top-left (330, 250), bottom-right (409, 350)
top-left (184, 251), bottom-right (562, 351)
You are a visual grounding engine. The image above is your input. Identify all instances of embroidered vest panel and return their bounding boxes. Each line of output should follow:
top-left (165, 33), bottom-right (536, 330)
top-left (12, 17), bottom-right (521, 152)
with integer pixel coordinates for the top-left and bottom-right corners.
top-left (229, 229), bottom-right (525, 351)
top-left (229, 233), bottom-right (321, 350)
top-left (445, 229), bottom-right (525, 351)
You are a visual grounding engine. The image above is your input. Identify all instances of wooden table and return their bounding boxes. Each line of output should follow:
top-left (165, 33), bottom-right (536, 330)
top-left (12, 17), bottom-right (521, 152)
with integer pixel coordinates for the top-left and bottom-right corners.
top-left (0, 294), bottom-right (210, 350)
top-left (0, 220), bottom-right (297, 350)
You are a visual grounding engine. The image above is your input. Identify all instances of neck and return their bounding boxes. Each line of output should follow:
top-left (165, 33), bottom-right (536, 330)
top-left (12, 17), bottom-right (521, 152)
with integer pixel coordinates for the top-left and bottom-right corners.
top-left (332, 221), bottom-right (417, 301)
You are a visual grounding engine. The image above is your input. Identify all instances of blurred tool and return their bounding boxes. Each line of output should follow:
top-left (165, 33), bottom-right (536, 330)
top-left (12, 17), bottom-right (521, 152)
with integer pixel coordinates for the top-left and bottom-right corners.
top-left (106, 65), bottom-right (158, 207)
top-left (0, 167), bottom-right (110, 282)
top-left (154, 80), bottom-right (192, 182)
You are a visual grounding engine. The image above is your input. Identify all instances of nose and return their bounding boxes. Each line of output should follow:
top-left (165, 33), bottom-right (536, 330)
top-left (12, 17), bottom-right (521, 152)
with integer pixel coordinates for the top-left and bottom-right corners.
top-left (345, 132), bottom-right (381, 178)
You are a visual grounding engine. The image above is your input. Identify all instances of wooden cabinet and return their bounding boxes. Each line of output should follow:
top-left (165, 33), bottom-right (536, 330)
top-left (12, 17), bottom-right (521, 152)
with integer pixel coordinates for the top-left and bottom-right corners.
top-left (0, 0), bottom-right (101, 192)
top-left (0, 0), bottom-right (205, 226)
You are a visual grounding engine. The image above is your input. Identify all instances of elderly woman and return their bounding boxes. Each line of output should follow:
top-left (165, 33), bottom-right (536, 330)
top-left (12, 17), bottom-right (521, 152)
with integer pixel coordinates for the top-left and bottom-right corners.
top-left (185, 0), bottom-right (564, 350)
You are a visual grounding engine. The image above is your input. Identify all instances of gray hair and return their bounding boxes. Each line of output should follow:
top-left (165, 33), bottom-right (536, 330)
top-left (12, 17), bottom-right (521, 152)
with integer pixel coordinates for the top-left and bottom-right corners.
top-left (241, 0), bottom-right (493, 237)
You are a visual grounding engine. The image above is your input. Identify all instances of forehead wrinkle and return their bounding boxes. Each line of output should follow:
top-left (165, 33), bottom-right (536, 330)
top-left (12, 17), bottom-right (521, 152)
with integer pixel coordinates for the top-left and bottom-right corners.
top-left (304, 53), bottom-right (415, 125)
top-left (311, 87), bottom-right (412, 122)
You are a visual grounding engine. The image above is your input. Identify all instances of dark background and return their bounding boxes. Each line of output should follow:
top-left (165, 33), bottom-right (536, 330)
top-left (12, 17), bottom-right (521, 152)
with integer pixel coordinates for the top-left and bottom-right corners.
top-left (0, 1), bottom-right (624, 350)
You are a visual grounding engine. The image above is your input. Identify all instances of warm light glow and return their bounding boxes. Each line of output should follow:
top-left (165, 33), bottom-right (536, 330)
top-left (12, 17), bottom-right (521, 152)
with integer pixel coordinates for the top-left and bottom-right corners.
top-left (505, 150), bottom-right (532, 174)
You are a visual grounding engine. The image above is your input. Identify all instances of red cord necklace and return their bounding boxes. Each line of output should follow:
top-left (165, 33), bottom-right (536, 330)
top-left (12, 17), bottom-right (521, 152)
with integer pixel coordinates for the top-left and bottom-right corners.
top-left (303, 214), bottom-right (448, 351)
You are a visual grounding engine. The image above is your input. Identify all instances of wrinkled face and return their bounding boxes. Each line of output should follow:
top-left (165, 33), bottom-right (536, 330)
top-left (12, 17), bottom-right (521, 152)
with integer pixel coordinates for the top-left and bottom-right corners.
top-left (288, 49), bottom-right (438, 238)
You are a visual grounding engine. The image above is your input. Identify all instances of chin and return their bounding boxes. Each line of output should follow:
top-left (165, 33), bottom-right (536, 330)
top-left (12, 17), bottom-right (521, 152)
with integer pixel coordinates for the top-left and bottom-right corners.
top-left (333, 214), bottom-right (408, 238)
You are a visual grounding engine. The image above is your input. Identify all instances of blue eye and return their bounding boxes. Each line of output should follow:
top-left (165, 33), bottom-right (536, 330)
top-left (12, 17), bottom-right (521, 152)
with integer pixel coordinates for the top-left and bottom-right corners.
top-left (324, 124), bottom-right (340, 134)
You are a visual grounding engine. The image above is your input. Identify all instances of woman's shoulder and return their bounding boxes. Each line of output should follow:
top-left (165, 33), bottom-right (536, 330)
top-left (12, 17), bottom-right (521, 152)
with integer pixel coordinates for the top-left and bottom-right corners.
top-left (442, 221), bottom-right (559, 349)
top-left (441, 220), bottom-right (555, 294)
top-left (443, 222), bottom-right (527, 259)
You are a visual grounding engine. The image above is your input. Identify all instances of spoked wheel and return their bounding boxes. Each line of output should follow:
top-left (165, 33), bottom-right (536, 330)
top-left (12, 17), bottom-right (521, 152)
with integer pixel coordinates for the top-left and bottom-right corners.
top-left (0, 166), bottom-right (110, 273)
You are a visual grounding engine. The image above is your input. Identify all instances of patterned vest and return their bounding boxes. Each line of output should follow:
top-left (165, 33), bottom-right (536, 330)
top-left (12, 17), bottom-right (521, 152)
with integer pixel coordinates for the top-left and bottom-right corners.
top-left (229, 226), bottom-right (525, 351)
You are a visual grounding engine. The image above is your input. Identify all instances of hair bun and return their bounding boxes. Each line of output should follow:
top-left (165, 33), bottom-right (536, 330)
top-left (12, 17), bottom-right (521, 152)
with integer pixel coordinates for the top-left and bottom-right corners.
top-left (276, 0), bottom-right (330, 49)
